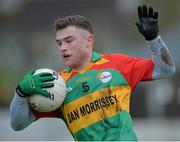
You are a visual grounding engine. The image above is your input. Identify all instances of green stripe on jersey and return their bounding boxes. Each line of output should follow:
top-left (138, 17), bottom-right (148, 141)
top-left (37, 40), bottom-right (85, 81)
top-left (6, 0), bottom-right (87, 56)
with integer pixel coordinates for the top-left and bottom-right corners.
top-left (64, 69), bottom-right (128, 105)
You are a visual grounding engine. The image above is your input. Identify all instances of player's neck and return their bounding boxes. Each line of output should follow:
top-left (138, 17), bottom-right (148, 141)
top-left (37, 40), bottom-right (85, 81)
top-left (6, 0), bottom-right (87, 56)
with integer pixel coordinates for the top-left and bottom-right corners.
top-left (72, 55), bottom-right (92, 72)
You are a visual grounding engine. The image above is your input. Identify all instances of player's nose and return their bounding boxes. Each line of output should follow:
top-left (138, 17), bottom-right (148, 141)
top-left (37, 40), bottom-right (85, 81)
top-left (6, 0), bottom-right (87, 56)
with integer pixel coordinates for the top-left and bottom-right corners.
top-left (60, 43), bottom-right (68, 52)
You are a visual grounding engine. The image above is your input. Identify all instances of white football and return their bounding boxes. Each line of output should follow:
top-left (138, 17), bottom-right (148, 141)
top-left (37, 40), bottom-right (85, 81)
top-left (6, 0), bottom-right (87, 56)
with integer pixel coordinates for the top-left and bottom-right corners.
top-left (29, 68), bottom-right (66, 112)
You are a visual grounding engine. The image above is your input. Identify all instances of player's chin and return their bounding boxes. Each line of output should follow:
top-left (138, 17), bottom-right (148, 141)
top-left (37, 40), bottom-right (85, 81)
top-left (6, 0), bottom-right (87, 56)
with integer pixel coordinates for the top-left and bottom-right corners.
top-left (63, 60), bottom-right (73, 68)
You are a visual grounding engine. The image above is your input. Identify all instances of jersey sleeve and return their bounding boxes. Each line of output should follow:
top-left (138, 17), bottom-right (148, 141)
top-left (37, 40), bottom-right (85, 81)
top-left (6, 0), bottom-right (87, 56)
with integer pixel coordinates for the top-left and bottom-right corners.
top-left (110, 54), bottom-right (154, 89)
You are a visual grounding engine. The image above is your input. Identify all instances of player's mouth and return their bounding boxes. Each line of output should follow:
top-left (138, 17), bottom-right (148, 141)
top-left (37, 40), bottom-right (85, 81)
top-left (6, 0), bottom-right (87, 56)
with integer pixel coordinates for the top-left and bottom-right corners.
top-left (63, 54), bottom-right (71, 59)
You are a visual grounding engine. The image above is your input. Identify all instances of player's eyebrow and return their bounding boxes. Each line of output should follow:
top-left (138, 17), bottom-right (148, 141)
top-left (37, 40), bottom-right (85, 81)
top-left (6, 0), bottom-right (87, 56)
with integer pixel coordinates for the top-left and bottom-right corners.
top-left (64, 36), bottom-right (74, 40)
top-left (56, 36), bottom-right (74, 42)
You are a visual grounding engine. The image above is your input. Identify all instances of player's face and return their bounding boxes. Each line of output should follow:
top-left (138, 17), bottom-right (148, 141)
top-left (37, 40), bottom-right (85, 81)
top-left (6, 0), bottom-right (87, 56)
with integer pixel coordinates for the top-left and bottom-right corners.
top-left (56, 26), bottom-right (94, 70)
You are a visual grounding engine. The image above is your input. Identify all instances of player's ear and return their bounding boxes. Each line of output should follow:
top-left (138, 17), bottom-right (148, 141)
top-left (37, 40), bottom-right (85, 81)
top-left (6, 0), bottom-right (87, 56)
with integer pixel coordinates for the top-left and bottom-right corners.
top-left (86, 34), bottom-right (94, 49)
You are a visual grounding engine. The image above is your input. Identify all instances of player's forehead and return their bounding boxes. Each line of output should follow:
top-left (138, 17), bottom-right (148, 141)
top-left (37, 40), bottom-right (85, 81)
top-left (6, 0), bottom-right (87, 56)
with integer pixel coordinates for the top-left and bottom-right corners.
top-left (56, 25), bottom-right (89, 41)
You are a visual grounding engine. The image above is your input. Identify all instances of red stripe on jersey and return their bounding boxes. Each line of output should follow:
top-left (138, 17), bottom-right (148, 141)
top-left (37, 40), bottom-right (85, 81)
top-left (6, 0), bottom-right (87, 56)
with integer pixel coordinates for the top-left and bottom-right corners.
top-left (92, 53), bottom-right (154, 89)
top-left (31, 107), bottom-right (62, 120)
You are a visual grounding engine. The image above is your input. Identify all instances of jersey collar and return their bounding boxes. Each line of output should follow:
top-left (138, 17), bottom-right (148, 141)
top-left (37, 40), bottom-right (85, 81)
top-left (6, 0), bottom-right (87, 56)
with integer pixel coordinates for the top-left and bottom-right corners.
top-left (65, 51), bottom-right (101, 73)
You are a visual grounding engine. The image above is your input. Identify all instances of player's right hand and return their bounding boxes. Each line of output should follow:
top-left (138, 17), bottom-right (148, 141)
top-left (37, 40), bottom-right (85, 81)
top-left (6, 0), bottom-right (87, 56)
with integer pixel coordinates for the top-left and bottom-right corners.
top-left (16, 70), bottom-right (55, 97)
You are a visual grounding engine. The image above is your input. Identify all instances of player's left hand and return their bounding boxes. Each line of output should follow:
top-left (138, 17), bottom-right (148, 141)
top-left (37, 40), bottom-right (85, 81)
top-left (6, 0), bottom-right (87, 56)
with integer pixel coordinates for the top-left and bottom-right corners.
top-left (136, 5), bottom-right (159, 41)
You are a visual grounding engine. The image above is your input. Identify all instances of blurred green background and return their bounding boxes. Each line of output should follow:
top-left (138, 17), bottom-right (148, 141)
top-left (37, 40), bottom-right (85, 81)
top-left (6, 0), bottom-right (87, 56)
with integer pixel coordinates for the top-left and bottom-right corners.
top-left (0, 0), bottom-right (180, 140)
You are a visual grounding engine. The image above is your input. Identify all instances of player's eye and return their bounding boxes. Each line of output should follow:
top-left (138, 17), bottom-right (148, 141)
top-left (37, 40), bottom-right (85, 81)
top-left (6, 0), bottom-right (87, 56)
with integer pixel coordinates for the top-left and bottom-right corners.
top-left (66, 39), bottom-right (73, 43)
top-left (57, 41), bottom-right (62, 46)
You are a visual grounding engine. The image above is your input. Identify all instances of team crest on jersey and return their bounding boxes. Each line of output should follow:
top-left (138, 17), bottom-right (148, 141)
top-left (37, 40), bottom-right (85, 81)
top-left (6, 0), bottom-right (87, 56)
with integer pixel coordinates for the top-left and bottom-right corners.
top-left (97, 71), bottom-right (112, 83)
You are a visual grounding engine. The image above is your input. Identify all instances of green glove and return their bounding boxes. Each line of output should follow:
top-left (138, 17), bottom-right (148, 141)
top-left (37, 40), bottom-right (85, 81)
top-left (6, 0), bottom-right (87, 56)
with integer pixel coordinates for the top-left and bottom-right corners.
top-left (136, 5), bottom-right (159, 41)
top-left (16, 70), bottom-right (55, 97)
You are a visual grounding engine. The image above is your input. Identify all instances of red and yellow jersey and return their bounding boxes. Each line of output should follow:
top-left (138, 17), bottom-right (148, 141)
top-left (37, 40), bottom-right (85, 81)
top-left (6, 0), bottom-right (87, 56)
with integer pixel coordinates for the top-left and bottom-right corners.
top-left (32, 51), bottom-right (154, 141)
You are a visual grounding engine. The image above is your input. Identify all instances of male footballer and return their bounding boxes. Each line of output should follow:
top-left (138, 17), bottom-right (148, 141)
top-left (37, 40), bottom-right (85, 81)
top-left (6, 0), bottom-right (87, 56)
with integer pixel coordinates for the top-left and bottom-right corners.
top-left (10, 5), bottom-right (175, 141)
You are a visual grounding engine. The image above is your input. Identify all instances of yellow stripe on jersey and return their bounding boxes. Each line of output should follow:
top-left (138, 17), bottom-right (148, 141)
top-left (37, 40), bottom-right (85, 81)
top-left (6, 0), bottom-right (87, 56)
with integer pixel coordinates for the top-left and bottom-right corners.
top-left (60, 71), bottom-right (72, 82)
top-left (62, 86), bottom-right (131, 134)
